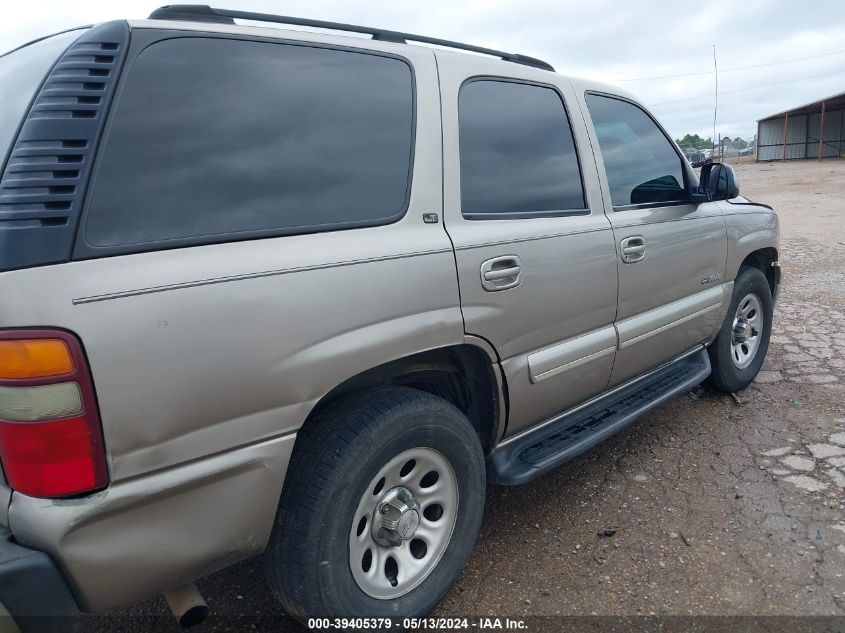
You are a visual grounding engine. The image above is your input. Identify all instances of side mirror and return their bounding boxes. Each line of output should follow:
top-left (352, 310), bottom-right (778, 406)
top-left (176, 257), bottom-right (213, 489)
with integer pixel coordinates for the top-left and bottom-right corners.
top-left (697, 162), bottom-right (740, 201)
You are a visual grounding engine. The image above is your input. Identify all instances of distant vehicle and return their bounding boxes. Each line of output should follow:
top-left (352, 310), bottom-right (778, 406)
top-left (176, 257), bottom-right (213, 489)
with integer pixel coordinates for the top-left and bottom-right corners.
top-left (691, 157), bottom-right (715, 169)
top-left (683, 148), bottom-right (707, 164)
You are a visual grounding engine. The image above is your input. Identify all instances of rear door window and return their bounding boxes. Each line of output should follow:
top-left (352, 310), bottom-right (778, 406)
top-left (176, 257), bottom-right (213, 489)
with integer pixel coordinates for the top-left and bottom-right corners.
top-left (84, 37), bottom-right (414, 251)
top-left (585, 94), bottom-right (686, 208)
top-left (458, 79), bottom-right (586, 219)
top-left (0, 30), bottom-right (84, 169)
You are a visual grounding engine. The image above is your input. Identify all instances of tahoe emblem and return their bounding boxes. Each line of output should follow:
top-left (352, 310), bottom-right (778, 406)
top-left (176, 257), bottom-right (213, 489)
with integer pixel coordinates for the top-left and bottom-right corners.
top-left (701, 272), bottom-right (724, 285)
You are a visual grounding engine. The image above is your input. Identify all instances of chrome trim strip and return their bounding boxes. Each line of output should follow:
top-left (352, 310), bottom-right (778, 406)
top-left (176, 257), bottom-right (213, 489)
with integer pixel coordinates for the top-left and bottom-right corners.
top-left (454, 226), bottom-right (609, 251)
top-left (527, 325), bottom-right (617, 384)
top-left (498, 346), bottom-right (704, 448)
top-left (72, 248), bottom-right (453, 304)
top-left (615, 285), bottom-right (724, 349)
top-left (532, 346), bottom-right (615, 383)
top-left (619, 303), bottom-right (721, 350)
top-left (609, 212), bottom-right (725, 228)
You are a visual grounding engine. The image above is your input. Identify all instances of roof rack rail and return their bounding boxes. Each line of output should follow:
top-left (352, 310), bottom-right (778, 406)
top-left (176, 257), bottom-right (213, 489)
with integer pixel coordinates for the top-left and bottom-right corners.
top-left (147, 5), bottom-right (555, 72)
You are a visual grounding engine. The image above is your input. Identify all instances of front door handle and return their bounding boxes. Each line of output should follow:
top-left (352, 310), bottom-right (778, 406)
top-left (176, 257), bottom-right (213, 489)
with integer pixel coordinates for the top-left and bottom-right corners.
top-left (620, 236), bottom-right (646, 264)
top-left (480, 255), bottom-right (522, 291)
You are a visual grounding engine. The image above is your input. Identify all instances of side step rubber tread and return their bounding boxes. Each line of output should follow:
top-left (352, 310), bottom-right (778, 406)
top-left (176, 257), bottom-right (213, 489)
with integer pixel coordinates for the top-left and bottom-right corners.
top-left (488, 349), bottom-right (710, 485)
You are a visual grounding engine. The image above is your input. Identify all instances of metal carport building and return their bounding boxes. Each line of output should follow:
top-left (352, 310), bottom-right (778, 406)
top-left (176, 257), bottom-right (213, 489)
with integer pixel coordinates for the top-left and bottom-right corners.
top-left (757, 90), bottom-right (845, 161)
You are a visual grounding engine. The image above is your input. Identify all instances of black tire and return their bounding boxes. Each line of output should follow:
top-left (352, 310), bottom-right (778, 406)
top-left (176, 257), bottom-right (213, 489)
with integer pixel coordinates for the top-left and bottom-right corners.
top-left (707, 266), bottom-right (773, 392)
top-left (264, 387), bottom-right (486, 622)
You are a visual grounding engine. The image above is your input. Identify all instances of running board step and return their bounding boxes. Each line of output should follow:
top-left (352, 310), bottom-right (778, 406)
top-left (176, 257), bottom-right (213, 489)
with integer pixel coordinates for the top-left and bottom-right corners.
top-left (488, 349), bottom-right (711, 485)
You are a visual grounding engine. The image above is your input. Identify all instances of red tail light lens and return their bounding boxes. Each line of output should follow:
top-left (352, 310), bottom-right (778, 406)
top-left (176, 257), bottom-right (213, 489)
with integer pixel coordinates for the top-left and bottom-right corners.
top-left (0, 329), bottom-right (108, 498)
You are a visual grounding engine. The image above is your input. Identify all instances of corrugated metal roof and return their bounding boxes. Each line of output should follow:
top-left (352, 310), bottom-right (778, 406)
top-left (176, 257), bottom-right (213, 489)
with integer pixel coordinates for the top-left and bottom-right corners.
top-left (757, 89), bottom-right (845, 122)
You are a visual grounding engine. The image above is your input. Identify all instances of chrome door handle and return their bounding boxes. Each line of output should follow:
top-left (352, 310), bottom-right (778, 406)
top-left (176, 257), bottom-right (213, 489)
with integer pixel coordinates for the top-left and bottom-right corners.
top-left (480, 255), bottom-right (522, 291)
top-left (483, 267), bottom-right (521, 281)
top-left (620, 236), bottom-right (646, 263)
top-left (623, 244), bottom-right (645, 255)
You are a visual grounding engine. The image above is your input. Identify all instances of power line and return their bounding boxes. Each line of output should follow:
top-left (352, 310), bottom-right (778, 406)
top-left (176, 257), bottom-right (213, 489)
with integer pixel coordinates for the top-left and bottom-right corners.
top-left (609, 49), bottom-right (845, 82)
top-left (650, 68), bottom-right (845, 107)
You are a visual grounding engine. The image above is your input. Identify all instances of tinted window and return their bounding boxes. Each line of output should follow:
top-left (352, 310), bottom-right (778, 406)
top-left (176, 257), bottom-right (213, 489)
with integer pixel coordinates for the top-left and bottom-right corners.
top-left (86, 38), bottom-right (414, 248)
top-left (0, 30), bottom-right (83, 168)
top-left (585, 94), bottom-right (686, 207)
top-left (459, 80), bottom-right (585, 218)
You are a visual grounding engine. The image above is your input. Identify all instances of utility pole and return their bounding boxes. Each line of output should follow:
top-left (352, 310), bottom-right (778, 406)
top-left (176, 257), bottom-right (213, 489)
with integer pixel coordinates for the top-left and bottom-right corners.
top-left (712, 44), bottom-right (718, 158)
top-left (819, 100), bottom-right (826, 161)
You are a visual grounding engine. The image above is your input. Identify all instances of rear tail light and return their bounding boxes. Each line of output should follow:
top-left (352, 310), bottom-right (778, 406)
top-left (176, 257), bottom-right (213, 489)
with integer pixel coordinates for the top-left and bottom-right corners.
top-left (0, 329), bottom-right (108, 498)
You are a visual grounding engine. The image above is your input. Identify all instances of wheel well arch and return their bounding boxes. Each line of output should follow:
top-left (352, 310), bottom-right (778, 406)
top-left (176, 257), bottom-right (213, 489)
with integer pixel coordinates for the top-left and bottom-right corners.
top-left (739, 247), bottom-right (779, 297)
top-left (300, 344), bottom-right (505, 455)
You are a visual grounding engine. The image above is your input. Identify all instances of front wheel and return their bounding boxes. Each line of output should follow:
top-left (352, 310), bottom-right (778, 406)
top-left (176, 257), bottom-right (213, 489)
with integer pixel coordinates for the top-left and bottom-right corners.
top-left (707, 266), bottom-right (774, 392)
top-left (264, 387), bottom-right (486, 621)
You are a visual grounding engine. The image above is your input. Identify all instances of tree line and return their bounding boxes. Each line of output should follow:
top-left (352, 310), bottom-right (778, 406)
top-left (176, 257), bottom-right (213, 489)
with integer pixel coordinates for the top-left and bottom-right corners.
top-left (675, 133), bottom-right (750, 150)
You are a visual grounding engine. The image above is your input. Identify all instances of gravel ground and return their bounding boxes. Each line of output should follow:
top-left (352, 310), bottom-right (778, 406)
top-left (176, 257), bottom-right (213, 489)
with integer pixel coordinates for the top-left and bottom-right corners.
top-left (82, 160), bottom-right (845, 632)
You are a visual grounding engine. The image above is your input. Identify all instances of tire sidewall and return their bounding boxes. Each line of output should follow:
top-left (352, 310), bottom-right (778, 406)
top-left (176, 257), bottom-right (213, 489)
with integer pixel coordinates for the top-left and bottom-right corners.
top-left (710, 267), bottom-right (773, 391)
top-left (309, 407), bottom-right (484, 617)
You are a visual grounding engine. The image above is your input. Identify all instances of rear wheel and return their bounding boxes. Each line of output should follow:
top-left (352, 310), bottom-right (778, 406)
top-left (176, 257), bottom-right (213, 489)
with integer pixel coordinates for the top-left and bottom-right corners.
top-left (707, 266), bottom-right (773, 392)
top-left (349, 446), bottom-right (459, 600)
top-left (264, 387), bottom-right (485, 621)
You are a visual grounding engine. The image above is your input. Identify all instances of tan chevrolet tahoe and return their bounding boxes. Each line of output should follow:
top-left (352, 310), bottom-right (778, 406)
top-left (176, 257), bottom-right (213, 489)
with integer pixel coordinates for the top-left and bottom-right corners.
top-left (0, 5), bottom-right (780, 629)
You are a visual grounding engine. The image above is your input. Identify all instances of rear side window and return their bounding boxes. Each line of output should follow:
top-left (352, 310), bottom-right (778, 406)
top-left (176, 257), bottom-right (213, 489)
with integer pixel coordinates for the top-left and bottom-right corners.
top-left (0, 30), bottom-right (83, 169)
top-left (84, 37), bottom-right (414, 250)
top-left (585, 94), bottom-right (686, 208)
top-left (459, 80), bottom-right (586, 219)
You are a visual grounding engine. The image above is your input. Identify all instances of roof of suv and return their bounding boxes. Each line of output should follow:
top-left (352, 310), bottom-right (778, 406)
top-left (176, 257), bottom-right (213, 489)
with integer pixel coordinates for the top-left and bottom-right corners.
top-left (144, 5), bottom-right (555, 71)
top-left (1, 5), bottom-right (635, 106)
top-left (133, 5), bottom-right (637, 105)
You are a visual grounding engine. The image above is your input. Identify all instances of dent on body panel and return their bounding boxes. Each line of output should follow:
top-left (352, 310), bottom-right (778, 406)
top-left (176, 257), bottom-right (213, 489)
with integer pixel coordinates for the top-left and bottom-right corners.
top-left (722, 206), bottom-right (779, 281)
top-left (9, 435), bottom-right (295, 612)
top-left (0, 224), bottom-right (460, 483)
top-left (80, 250), bottom-right (462, 482)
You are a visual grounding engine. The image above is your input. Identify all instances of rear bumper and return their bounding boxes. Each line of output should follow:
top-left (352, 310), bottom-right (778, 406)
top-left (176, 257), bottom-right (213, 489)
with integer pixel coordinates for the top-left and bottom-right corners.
top-left (0, 530), bottom-right (79, 633)
top-left (9, 433), bottom-right (295, 613)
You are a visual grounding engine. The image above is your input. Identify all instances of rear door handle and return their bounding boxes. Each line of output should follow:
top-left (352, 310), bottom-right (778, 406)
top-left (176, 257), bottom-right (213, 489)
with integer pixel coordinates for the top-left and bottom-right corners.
top-left (620, 236), bottom-right (646, 263)
top-left (483, 266), bottom-right (521, 281)
top-left (480, 255), bottom-right (522, 291)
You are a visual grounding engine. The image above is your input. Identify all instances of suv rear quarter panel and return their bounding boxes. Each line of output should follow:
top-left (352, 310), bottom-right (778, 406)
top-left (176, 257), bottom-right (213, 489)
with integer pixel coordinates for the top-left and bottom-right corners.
top-left (2, 224), bottom-right (461, 482)
top-left (3, 25), bottom-right (461, 612)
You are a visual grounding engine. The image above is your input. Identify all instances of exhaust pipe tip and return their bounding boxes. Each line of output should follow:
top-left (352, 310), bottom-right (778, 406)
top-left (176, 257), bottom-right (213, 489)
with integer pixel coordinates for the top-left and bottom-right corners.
top-left (177, 604), bottom-right (209, 629)
top-left (163, 584), bottom-right (208, 629)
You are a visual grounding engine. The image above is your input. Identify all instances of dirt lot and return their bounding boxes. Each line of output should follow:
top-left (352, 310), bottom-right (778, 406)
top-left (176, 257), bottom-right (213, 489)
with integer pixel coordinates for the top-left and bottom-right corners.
top-left (83, 160), bottom-right (845, 632)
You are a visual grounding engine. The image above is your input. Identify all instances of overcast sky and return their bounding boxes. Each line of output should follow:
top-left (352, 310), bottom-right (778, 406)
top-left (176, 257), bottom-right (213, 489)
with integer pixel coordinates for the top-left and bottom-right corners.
top-left (4, 0), bottom-right (844, 142)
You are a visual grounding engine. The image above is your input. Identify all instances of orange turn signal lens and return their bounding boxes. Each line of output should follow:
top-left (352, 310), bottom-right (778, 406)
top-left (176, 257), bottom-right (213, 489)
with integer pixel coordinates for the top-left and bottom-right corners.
top-left (0, 339), bottom-right (74, 379)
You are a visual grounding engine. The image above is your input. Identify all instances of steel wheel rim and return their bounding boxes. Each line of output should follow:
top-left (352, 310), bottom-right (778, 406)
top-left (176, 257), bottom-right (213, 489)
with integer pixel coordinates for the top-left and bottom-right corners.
top-left (349, 447), bottom-right (458, 599)
top-left (731, 293), bottom-right (763, 370)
